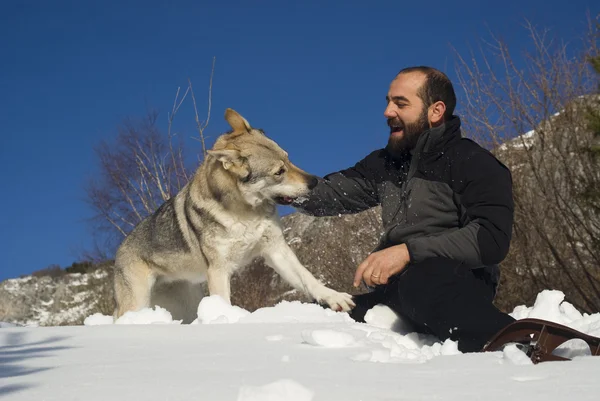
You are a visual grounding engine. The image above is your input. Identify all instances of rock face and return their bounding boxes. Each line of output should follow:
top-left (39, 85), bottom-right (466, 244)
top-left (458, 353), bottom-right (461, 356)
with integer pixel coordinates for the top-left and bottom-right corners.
top-left (0, 268), bottom-right (114, 326)
top-left (0, 208), bottom-right (383, 326)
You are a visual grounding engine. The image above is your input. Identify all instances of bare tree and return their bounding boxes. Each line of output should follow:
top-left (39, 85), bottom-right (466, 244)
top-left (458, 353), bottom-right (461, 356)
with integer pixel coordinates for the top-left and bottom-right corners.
top-left (453, 16), bottom-right (600, 312)
top-left (84, 59), bottom-right (216, 259)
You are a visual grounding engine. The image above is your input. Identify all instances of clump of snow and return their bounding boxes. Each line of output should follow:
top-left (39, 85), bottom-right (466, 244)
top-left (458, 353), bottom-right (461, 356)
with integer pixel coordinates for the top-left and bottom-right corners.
top-left (364, 303), bottom-right (415, 333)
top-left (350, 330), bottom-right (460, 364)
top-left (511, 289), bottom-right (573, 325)
top-left (301, 329), bottom-right (357, 348)
top-left (502, 344), bottom-right (534, 365)
top-left (194, 295), bottom-right (251, 324)
top-left (237, 379), bottom-right (314, 401)
top-left (439, 338), bottom-right (461, 355)
top-left (114, 305), bottom-right (181, 325)
top-left (347, 302), bottom-right (458, 363)
top-left (0, 321), bottom-right (19, 328)
top-left (292, 196), bottom-right (309, 205)
top-left (510, 289), bottom-right (600, 337)
top-left (83, 313), bottom-right (115, 326)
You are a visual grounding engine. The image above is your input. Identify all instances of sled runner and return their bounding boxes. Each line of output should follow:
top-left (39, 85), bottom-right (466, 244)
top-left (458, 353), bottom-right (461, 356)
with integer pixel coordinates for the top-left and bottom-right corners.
top-left (481, 318), bottom-right (600, 364)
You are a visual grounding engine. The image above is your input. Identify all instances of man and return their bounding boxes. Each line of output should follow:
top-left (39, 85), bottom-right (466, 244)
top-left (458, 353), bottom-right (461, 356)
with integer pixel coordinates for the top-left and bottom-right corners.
top-left (292, 66), bottom-right (516, 353)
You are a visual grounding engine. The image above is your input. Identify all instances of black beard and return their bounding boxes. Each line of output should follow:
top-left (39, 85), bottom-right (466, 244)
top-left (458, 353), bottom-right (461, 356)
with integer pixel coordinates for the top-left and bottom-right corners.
top-left (386, 108), bottom-right (429, 155)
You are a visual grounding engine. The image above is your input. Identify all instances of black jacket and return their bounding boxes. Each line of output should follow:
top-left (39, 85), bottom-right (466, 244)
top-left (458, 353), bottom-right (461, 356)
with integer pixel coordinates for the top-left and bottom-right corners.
top-left (293, 116), bottom-right (514, 287)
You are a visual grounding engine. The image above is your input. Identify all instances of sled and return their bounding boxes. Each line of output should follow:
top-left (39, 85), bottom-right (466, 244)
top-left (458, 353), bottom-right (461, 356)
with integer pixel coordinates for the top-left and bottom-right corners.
top-left (481, 318), bottom-right (600, 364)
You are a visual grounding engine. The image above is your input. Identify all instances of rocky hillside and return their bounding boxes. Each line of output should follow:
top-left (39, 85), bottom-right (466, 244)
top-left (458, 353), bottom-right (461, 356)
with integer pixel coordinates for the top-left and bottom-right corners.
top-left (0, 208), bottom-right (383, 326)
top-left (489, 95), bottom-right (600, 313)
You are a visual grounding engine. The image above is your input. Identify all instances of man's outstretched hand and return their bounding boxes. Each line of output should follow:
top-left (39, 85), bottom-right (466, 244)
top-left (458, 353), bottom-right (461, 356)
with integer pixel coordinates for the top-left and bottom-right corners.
top-left (353, 244), bottom-right (411, 287)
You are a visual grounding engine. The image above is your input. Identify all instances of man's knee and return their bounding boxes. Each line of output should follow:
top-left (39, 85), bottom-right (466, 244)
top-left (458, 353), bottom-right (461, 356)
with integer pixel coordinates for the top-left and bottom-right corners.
top-left (381, 257), bottom-right (494, 321)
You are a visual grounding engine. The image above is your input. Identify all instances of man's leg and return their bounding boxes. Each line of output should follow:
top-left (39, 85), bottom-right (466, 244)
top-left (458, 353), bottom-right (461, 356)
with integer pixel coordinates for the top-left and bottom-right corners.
top-left (349, 289), bottom-right (386, 323)
top-left (377, 257), bottom-right (514, 353)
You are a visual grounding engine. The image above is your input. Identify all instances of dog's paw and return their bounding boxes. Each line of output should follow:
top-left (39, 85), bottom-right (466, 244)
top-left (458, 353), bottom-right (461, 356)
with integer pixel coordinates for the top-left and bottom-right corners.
top-left (315, 288), bottom-right (356, 312)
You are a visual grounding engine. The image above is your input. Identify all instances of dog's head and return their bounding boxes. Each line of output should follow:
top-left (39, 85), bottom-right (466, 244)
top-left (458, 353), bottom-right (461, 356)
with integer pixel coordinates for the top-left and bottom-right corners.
top-left (207, 108), bottom-right (318, 207)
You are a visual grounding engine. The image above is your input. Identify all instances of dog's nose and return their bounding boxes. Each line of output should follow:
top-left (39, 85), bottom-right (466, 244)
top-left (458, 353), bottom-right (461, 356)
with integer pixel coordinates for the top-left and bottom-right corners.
top-left (307, 175), bottom-right (318, 190)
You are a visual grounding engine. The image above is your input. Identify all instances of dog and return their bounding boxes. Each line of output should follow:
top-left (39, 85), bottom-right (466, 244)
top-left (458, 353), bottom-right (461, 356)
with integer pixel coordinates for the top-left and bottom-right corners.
top-left (112, 108), bottom-right (355, 320)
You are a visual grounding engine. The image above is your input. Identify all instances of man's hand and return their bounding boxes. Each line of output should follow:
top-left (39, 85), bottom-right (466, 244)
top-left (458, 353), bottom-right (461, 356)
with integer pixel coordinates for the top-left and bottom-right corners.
top-left (353, 244), bottom-right (411, 287)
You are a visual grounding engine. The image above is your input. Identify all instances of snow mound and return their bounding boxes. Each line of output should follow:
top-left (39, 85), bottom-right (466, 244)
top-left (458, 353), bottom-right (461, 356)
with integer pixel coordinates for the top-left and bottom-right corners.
top-left (83, 313), bottom-right (115, 326)
top-left (364, 303), bottom-right (416, 333)
top-left (237, 379), bottom-right (314, 401)
top-left (192, 295), bottom-right (353, 325)
top-left (502, 344), bottom-right (534, 366)
top-left (239, 299), bottom-right (352, 324)
top-left (510, 289), bottom-right (600, 336)
top-left (351, 332), bottom-right (460, 364)
top-left (194, 295), bottom-right (251, 324)
top-left (301, 329), bottom-right (357, 348)
top-left (114, 305), bottom-right (181, 325)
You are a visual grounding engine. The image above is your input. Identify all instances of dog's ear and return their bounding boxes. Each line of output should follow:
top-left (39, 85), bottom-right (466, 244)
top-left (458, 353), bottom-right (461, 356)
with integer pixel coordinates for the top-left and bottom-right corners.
top-left (207, 148), bottom-right (250, 181)
top-left (207, 148), bottom-right (242, 170)
top-left (224, 108), bottom-right (251, 134)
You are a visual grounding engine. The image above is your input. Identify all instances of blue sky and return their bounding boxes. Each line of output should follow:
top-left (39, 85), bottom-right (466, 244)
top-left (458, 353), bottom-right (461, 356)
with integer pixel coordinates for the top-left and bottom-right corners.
top-left (0, 0), bottom-right (597, 281)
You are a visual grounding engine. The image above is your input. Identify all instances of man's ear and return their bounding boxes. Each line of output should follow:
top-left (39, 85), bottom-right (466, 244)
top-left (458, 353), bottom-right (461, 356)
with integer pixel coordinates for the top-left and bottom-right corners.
top-left (429, 101), bottom-right (446, 125)
top-left (207, 148), bottom-right (242, 170)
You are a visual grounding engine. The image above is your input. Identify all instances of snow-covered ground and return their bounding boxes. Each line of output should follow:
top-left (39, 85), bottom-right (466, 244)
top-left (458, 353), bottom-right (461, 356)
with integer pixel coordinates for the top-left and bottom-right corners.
top-left (2, 290), bottom-right (599, 400)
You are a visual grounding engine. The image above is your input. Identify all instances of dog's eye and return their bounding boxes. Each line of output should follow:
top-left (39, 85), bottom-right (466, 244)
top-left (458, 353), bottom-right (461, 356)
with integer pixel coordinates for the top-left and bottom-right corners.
top-left (274, 167), bottom-right (286, 176)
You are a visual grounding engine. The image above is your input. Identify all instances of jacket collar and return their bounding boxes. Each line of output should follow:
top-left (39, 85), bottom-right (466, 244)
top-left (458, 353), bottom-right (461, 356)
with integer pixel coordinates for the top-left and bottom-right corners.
top-left (411, 115), bottom-right (462, 156)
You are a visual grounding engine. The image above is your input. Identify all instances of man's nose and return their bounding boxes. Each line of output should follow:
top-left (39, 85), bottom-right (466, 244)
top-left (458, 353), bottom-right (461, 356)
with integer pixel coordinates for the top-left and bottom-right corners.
top-left (384, 104), bottom-right (397, 119)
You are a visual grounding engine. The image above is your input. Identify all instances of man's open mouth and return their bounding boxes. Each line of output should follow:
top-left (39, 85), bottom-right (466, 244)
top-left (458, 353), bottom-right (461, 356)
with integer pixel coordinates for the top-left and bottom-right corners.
top-left (388, 120), bottom-right (404, 135)
top-left (274, 196), bottom-right (296, 205)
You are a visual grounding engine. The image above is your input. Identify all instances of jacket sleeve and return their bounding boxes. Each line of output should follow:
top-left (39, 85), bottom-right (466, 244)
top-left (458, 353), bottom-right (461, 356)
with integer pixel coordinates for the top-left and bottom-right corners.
top-left (405, 150), bottom-right (514, 267)
top-left (292, 151), bottom-right (382, 217)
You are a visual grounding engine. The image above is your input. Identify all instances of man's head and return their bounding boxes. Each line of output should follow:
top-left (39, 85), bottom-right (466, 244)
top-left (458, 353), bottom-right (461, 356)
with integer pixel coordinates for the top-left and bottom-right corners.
top-left (384, 66), bottom-right (456, 154)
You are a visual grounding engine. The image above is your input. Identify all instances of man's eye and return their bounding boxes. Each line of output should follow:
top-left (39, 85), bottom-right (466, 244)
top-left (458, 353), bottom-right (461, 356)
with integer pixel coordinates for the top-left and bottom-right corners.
top-left (274, 168), bottom-right (286, 176)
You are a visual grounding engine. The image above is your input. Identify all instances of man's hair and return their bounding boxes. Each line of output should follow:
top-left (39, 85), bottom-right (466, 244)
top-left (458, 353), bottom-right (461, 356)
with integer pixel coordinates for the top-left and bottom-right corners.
top-left (396, 66), bottom-right (456, 120)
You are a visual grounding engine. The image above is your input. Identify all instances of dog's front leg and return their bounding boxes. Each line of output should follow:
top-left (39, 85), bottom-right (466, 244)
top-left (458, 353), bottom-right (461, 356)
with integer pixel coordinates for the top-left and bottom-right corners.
top-left (207, 265), bottom-right (232, 304)
top-left (262, 238), bottom-right (355, 312)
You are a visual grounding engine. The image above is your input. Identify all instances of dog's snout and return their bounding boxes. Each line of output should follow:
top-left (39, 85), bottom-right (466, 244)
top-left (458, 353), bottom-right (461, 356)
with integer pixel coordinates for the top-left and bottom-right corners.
top-left (307, 175), bottom-right (318, 190)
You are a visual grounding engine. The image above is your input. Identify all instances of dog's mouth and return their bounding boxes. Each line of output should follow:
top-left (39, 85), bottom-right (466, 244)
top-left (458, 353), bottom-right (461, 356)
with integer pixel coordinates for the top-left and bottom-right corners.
top-left (274, 196), bottom-right (296, 205)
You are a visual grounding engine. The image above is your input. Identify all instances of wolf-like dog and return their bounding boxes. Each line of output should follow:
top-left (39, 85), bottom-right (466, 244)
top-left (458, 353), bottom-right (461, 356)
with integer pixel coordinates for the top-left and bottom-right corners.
top-left (113, 108), bottom-right (355, 320)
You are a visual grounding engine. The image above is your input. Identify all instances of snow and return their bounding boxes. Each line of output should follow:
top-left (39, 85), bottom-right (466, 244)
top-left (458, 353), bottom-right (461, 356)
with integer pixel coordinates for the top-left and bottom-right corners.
top-left (502, 344), bottom-right (534, 365)
top-left (2, 290), bottom-right (600, 400)
top-left (498, 128), bottom-right (536, 151)
top-left (300, 329), bottom-right (357, 348)
top-left (237, 379), bottom-right (314, 401)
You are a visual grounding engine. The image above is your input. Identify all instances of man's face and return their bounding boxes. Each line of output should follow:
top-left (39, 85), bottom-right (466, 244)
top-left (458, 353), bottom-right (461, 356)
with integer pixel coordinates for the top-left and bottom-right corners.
top-left (384, 72), bottom-right (430, 153)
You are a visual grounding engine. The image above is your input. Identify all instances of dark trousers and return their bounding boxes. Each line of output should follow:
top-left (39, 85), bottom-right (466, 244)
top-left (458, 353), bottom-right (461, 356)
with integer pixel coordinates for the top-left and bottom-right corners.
top-left (349, 257), bottom-right (515, 353)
